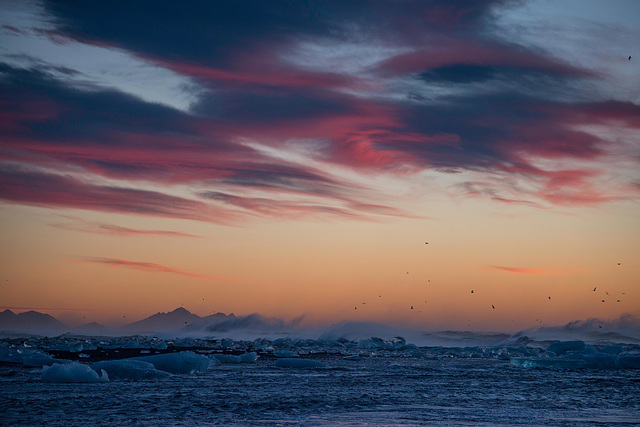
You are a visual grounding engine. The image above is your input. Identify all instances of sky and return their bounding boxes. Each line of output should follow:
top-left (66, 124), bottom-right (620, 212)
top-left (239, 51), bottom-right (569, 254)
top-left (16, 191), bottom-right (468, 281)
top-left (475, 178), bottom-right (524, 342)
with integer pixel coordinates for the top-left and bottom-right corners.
top-left (0, 0), bottom-right (638, 331)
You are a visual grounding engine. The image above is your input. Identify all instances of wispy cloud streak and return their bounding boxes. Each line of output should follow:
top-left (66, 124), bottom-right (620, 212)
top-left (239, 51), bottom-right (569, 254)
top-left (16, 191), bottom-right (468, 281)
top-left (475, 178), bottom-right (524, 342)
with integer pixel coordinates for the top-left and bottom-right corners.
top-left (489, 265), bottom-right (576, 276)
top-left (78, 257), bottom-right (220, 280)
top-left (50, 216), bottom-right (201, 238)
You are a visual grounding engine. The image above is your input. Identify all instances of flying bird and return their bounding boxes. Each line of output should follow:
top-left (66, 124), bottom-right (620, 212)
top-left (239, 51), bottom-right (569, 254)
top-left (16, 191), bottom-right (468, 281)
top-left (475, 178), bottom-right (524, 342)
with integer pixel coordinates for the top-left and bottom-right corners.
top-left (548, 296), bottom-right (551, 300)
top-left (425, 242), bottom-right (429, 244)
top-left (491, 304), bottom-right (495, 309)
top-left (593, 287), bottom-right (597, 292)
top-left (471, 290), bottom-right (474, 293)
top-left (618, 263), bottom-right (621, 265)
top-left (629, 56), bottom-right (632, 61)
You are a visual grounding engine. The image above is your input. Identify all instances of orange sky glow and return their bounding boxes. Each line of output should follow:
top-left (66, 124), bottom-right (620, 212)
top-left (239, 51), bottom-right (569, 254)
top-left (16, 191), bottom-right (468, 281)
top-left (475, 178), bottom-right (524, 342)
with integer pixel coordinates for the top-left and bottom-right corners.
top-left (0, 1), bottom-right (638, 332)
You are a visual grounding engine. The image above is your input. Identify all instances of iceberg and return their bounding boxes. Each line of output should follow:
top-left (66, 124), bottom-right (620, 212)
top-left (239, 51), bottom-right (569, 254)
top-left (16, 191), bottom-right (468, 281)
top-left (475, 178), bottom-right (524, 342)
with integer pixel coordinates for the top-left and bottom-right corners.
top-left (240, 352), bottom-right (259, 363)
top-left (617, 353), bottom-right (640, 369)
top-left (511, 357), bottom-right (587, 369)
top-left (19, 349), bottom-right (66, 367)
top-left (546, 341), bottom-right (586, 356)
top-left (212, 352), bottom-right (258, 364)
top-left (93, 360), bottom-right (170, 380)
top-left (274, 358), bottom-right (325, 368)
top-left (273, 350), bottom-right (298, 358)
top-left (134, 351), bottom-right (209, 374)
top-left (42, 362), bottom-right (109, 383)
top-left (0, 344), bottom-right (23, 364)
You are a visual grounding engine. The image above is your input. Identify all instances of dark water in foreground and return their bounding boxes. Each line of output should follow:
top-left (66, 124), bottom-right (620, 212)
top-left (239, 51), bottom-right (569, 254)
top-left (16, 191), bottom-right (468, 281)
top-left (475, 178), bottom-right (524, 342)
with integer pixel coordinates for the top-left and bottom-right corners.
top-left (2, 356), bottom-right (639, 426)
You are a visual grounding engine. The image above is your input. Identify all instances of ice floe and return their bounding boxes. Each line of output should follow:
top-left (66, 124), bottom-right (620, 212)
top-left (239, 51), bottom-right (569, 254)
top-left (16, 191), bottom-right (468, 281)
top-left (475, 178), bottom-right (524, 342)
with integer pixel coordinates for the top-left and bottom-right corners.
top-left (42, 362), bottom-right (108, 383)
top-left (93, 359), bottom-right (170, 380)
top-left (133, 351), bottom-right (209, 374)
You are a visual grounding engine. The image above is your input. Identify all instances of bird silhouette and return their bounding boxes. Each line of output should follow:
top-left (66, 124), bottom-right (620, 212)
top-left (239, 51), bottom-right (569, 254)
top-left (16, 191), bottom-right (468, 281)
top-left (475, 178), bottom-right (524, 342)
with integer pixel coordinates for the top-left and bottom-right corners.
top-left (629, 56), bottom-right (632, 61)
top-left (411, 305), bottom-right (414, 309)
top-left (491, 304), bottom-right (495, 309)
top-left (471, 290), bottom-right (474, 294)
top-left (425, 242), bottom-right (429, 244)
top-left (601, 300), bottom-right (605, 303)
top-left (593, 287), bottom-right (597, 292)
top-left (548, 296), bottom-right (551, 300)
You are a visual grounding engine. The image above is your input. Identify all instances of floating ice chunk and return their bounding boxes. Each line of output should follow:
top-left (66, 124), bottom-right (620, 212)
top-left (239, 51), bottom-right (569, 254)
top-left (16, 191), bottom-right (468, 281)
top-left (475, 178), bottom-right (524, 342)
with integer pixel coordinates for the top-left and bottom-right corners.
top-left (240, 352), bottom-right (259, 363)
top-left (122, 340), bottom-right (143, 349)
top-left (19, 349), bottom-right (65, 367)
top-left (546, 341), bottom-right (585, 356)
top-left (511, 357), bottom-right (587, 369)
top-left (151, 341), bottom-right (168, 350)
top-left (134, 351), bottom-right (209, 374)
top-left (0, 344), bottom-right (23, 364)
top-left (391, 337), bottom-right (406, 347)
top-left (357, 337), bottom-right (386, 349)
top-left (617, 353), bottom-right (640, 369)
top-left (274, 358), bottom-right (325, 368)
top-left (273, 350), bottom-right (298, 358)
top-left (220, 338), bottom-right (234, 348)
top-left (93, 360), bottom-right (170, 380)
top-left (577, 353), bottom-right (617, 369)
top-left (213, 354), bottom-right (242, 363)
top-left (212, 352), bottom-right (258, 363)
top-left (599, 345), bottom-right (623, 355)
top-left (512, 350), bottom-right (619, 370)
top-left (42, 362), bottom-right (109, 383)
top-left (51, 341), bottom-right (84, 352)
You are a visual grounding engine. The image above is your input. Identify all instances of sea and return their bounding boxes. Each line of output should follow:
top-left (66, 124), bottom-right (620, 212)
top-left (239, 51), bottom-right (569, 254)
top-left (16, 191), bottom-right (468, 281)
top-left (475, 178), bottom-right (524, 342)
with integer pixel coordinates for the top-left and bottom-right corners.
top-left (1, 328), bottom-right (639, 426)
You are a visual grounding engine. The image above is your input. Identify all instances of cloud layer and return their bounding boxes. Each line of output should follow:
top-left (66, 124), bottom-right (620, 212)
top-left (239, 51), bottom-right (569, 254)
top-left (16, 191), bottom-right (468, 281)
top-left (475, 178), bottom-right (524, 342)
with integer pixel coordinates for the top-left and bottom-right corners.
top-left (1, 0), bottom-right (639, 222)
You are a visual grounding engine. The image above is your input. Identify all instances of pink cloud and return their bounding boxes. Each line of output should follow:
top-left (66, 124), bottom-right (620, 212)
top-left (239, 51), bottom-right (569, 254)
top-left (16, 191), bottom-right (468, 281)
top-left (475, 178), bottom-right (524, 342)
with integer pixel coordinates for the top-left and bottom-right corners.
top-left (489, 265), bottom-right (575, 276)
top-left (78, 257), bottom-right (220, 280)
top-left (50, 217), bottom-right (201, 238)
top-left (0, 167), bottom-right (245, 224)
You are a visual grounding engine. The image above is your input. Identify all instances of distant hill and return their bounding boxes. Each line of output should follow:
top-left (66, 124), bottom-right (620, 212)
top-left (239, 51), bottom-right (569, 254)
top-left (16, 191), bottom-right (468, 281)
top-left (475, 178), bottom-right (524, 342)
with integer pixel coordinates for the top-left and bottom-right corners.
top-left (0, 309), bottom-right (68, 335)
top-left (121, 307), bottom-right (201, 333)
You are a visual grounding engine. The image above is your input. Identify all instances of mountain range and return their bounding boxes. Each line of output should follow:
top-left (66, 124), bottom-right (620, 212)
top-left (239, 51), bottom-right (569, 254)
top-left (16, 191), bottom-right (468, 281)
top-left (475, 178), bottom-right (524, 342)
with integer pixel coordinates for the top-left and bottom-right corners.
top-left (0, 309), bottom-right (67, 335)
top-left (0, 307), bottom-right (235, 336)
